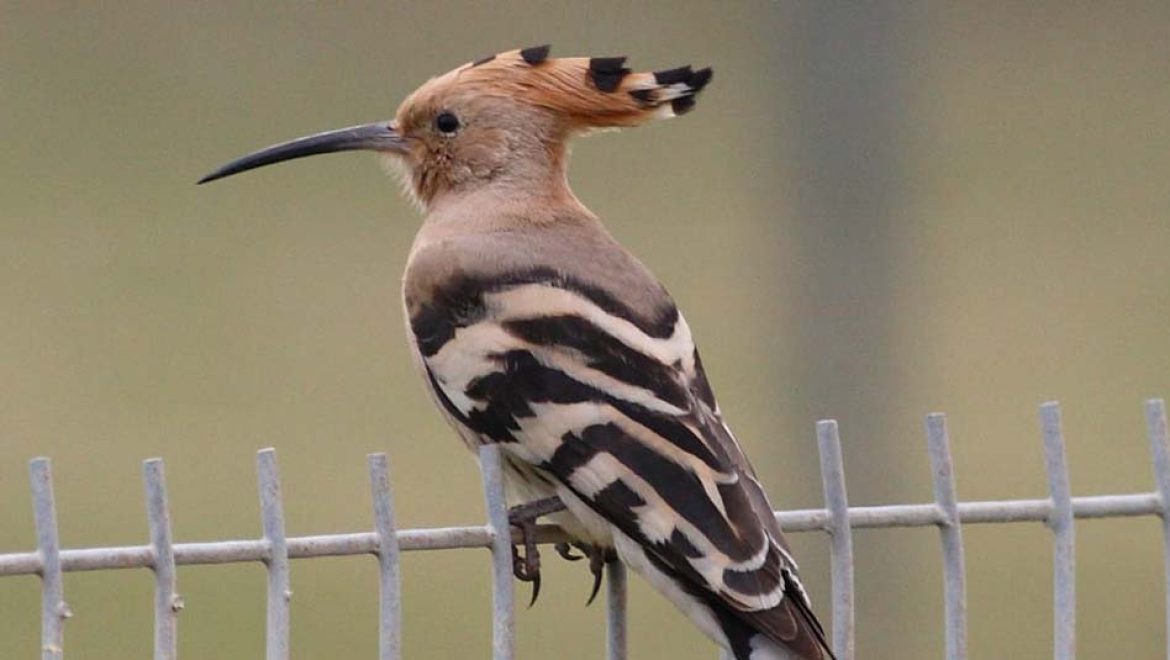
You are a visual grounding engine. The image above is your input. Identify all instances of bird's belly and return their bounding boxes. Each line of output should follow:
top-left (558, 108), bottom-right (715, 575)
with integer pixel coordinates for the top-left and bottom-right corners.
top-left (550, 484), bottom-right (616, 548)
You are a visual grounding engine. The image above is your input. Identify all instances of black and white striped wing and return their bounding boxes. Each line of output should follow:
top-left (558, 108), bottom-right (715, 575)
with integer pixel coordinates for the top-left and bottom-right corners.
top-left (410, 269), bottom-right (829, 659)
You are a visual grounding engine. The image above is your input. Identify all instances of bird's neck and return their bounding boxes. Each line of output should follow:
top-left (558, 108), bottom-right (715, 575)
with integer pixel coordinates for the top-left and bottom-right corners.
top-left (421, 169), bottom-right (597, 234)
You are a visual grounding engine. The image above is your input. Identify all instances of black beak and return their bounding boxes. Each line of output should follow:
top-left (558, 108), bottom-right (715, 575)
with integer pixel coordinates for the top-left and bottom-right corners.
top-left (197, 121), bottom-right (407, 184)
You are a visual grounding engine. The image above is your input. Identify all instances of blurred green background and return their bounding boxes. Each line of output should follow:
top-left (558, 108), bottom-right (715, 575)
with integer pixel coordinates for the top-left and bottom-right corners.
top-left (2, 2), bottom-right (1168, 658)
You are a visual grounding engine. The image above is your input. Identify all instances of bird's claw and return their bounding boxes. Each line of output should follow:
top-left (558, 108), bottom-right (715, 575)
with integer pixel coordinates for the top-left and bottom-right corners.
top-left (509, 517), bottom-right (542, 607)
top-left (508, 496), bottom-right (565, 607)
top-left (585, 546), bottom-right (617, 606)
top-left (555, 542), bottom-right (583, 561)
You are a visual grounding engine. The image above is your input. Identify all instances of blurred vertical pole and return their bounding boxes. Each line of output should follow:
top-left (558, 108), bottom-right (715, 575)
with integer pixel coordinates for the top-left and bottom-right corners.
top-left (784, 6), bottom-right (907, 421)
top-left (781, 3), bottom-right (915, 658)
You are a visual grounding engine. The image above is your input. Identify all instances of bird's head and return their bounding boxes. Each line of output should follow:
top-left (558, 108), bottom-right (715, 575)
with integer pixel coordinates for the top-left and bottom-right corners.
top-left (199, 45), bottom-right (712, 209)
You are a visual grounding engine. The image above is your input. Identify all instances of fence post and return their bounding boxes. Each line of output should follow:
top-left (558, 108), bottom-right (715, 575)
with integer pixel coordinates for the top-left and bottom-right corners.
top-left (30, 458), bottom-right (69, 660)
top-left (926, 414), bottom-right (968, 660)
top-left (257, 449), bottom-right (290, 660)
top-left (1040, 403), bottom-right (1076, 660)
top-left (369, 453), bottom-right (402, 660)
top-left (479, 445), bottom-right (515, 660)
top-left (605, 558), bottom-right (627, 660)
top-left (817, 420), bottom-right (855, 659)
top-left (144, 459), bottom-right (181, 660)
top-left (1145, 399), bottom-right (1170, 660)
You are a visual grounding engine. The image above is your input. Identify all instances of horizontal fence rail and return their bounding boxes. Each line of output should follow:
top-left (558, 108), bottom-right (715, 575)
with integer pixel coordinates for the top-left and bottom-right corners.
top-left (1, 400), bottom-right (1168, 660)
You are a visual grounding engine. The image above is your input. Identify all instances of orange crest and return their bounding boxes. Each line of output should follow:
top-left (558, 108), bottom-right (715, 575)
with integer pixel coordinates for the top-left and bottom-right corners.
top-left (400, 45), bottom-right (712, 131)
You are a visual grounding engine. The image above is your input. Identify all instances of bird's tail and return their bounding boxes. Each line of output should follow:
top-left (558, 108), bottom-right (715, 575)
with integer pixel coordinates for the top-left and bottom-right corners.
top-left (717, 601), bottom-right (837, 660)
top-left (736, 637), bottom-right (808, 660)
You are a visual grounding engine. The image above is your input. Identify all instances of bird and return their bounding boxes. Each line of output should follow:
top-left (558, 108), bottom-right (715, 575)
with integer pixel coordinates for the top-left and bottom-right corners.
top-left (200, 45), bottom-right (834, 660)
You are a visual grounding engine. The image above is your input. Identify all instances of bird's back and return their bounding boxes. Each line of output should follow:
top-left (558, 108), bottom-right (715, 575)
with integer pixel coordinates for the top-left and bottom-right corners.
top-left (404, 200), bottom-right (677, 335)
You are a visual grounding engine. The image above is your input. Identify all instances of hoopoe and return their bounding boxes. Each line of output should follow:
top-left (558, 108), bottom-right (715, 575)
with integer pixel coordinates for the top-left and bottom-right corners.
top-left (200, 45), bottom-right (833, 660)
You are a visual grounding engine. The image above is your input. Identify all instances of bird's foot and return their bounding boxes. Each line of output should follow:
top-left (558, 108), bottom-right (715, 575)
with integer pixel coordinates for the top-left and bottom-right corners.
top-left (506, 497), bottom-right (615, 607)
top-left (509, 495), bottom-right (567, 522)
top-left (507, 496), bottom-right (567, 607)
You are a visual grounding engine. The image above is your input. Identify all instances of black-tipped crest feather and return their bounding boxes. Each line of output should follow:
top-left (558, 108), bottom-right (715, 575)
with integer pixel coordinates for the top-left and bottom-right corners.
top-left (519, 44), bottom-right (551, 65)
top-left (588, 56), bottom-right (631, 92)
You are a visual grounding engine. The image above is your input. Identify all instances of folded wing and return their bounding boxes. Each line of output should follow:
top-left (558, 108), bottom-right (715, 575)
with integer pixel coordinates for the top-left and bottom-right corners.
top-left (408, 255), bottom-right (831, 659)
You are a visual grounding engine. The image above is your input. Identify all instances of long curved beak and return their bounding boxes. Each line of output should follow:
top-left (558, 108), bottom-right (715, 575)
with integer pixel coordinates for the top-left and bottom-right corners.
top-left (197, 121), bottom-right (407, 184)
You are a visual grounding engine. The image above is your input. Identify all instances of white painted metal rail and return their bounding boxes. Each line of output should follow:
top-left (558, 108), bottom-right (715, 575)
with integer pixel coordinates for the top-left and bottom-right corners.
top-left (2, 399), bottom-right (1168, 660)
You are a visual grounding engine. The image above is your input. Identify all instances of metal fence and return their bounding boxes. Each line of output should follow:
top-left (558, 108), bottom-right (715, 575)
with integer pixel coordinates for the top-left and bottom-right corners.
top-left (2, 399), bottom-right (1168, 660)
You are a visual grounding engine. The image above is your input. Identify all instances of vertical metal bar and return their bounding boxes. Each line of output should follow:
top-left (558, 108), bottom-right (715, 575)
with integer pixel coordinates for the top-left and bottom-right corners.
top-left (478, 445), bottom-right (515, 660)
top-left (605, 558), bottom-right (627, 660)
top-left (926, 414), bottom-right (968, 660)
top-left (368, 453), bottom-right (402, 660)
top-left (1040, 402), bottom-right (1076, 660)
top-left (1144, 399), bottom-right (1170, 660)
top-left (144, 459), bottom-right (181, 660)
top-left (30, 458), bottom-right (70, 660)
top-left (817, 420), bottom-right (855, 659)
top-left (257, 449), bottom-right (290, 660)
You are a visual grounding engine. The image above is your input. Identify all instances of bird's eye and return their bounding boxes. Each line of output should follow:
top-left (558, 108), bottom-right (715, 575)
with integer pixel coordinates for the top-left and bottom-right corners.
top-left (434, 112), bottom-right (460, 135)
